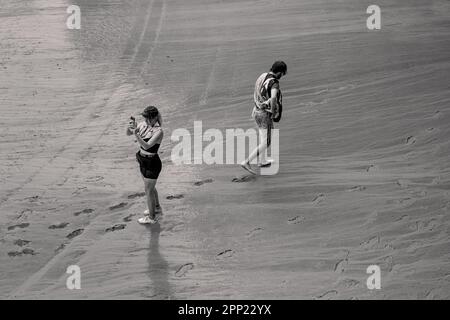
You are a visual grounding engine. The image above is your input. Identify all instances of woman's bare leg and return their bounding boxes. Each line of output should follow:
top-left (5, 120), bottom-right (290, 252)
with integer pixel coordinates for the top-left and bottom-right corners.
top-left (154, 187), bottom-right (161, 212)
top-left (143, 177), bottom-right (157, 219)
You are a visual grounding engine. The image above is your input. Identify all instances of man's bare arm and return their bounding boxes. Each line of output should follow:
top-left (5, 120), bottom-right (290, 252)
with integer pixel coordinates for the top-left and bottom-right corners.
top-left (268, 88), bottom-right (279, 114)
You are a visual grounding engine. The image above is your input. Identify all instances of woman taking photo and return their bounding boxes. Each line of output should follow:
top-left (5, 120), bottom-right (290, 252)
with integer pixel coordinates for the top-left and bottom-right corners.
top-left (127, 106), bottom-right (164, 224)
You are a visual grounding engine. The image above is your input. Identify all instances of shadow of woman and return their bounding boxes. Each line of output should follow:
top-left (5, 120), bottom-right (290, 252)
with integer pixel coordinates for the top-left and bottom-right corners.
top-left (147, 223), bottom-right (173, 299)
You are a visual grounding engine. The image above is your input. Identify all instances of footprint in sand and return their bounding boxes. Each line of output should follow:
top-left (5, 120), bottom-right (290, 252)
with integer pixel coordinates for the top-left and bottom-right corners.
top-left (7, 223), bottom-right (30, 231)
top-left (86, 176), bottom-right (104, 182)
top-left (74, 208), bottom-right (94, 216)
top-left (66, 229), bottom-right (84, 240)
top-left (334, 258), bottom-right (348, 273)
top-left (396, 179), bottom-right (411, 188)
top-left (72, 186), bottom-right (87, 196)
top-left (366, 164), bottom-right (380, 172)
top-left (338, 279), bottom-right (360, 289)
top-left (432, 110), bottom-right (442, 119)
top-left (406, 136), bottom-right (416, 145)
top-left (8, 248), bottom-right (36, 257)
top-left (287, 216), bottom-right (304, 225)
top-left (431, 176), bottom-right (441, 185)
top-left (315, 290), bottom-right (338, 300)
top-left (194, 178), bottom-right (214, 186)
top-left (109, 202), bottom-right (128, 211)
top-left (425, 288), bottom-right (445, 300)
top-left (49, 222), bottom-right (69, 230)
top-left (363, 210), bottom-right (379, 226)
top-left (17, 209), bottom-right (32, 220)
top-left (334, 251), bottom-right (350, 273)
top-left (395, 197), bottom-right (415, 207)
top-left (216, 249), bottom-right (234, 260)
top-left (13, 239), bottom-right (31, 247)
top-left (383, 256), bottom-right (394, 273)
top-left (166, 194), bottom-right (184, 200)
top-left (246, 227), bottom-right (264, 238)
top-left (24, 195), bottom-right (40, 203)
top-left (417, 219), bottom-right (439, 232)
top-left (396, 214), bottom-right (409, 222)
top-left (347, 186), bottom-right (366, 192)
top-left (360, 236), bottom-right (380, 250)
top-left (127, 192), bottom-right (146, 199)
top-left (411, 189), bottom-right (427, 198)
top-left (175, 263), bottom-right (194, 277)
top-left (232, 175), bottom-right (257, 183)
top-left (312, 194), bottom-right (325, 205)
top-left (161, 222), bottom-right (184, 234)
top-left (123, 214), bottom-right (135, 222)
top-left (105, 224), bottom-right (126, 233)
top-left (55, 243), bottom-right (66, 253)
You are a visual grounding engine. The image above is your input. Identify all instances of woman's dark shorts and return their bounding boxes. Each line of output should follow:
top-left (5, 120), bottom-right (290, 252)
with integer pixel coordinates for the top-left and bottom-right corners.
top-left (136, 151), bottom-right (162, 179)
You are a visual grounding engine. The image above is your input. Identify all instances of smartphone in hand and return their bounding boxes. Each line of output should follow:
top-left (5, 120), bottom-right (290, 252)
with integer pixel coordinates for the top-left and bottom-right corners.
top-left (129, 116), bottom-right (136, 128)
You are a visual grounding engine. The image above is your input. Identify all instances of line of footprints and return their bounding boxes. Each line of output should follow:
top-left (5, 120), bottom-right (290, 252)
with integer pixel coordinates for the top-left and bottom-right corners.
top-left (6, 108), bottom-right (446, 295)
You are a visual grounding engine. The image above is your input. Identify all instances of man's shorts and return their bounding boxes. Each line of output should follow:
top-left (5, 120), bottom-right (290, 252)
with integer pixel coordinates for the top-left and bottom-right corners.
top-left (253, 108), bottom-right (273, 146)
top-left (253, 108), bottom-right (274, 129)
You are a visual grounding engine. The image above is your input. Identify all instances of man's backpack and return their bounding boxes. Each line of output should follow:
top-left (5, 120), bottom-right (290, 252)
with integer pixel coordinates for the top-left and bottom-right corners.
top-left (255, 73), bottom-right (283, 122)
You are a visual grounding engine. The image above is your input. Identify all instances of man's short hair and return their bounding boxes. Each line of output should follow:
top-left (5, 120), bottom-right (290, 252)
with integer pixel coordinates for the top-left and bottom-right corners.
top-left (270, 61), bottom-right (287, 75)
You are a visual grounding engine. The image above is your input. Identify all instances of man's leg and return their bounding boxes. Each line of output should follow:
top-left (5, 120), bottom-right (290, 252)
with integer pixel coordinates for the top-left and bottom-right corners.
top-left (246, 128), bottom-right (268, 164)
top-left (241, 128), bottom-right (269, 174)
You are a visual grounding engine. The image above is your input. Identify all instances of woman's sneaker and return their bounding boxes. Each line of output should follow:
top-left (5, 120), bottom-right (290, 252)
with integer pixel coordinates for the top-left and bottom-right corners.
top-left (138, 216), bottom-right (158, 225)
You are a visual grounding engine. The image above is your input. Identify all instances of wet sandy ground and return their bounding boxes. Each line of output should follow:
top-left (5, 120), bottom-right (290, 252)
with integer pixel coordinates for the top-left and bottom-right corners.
top-left (1, 0), bottom-right (450, 299)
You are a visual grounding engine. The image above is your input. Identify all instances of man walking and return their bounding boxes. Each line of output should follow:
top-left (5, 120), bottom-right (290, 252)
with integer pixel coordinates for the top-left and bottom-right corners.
top-left (241, 61), bottom-right (287, 174)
